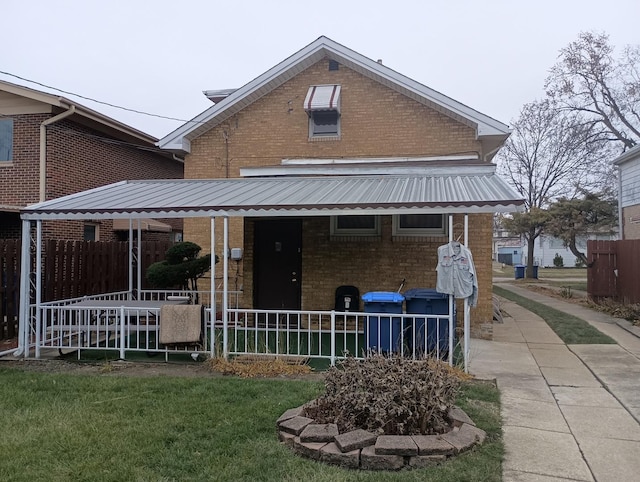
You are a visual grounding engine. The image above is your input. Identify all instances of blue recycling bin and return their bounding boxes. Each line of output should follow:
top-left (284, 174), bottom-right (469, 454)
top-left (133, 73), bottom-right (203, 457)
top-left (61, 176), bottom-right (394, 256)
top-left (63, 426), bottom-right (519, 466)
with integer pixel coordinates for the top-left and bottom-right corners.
top-left (404, 288), bottom-right (453, 357)
top-left (362, 291), bottom-right (405, 353)
top-left (514, 265), bottom-right (525, 279)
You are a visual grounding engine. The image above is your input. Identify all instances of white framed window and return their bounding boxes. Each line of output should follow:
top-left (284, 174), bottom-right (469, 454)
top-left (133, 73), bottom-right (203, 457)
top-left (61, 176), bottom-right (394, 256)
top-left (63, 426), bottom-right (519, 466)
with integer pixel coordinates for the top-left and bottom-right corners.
top-left (392, 214), bottom-right (446, 236)
top-left (331, 215), bottom-right (380, 236)
top-left (83, 223), bottom-right (100, 241)
top-left (304, 85), bottom-right (341, 139)
top-left (0, 118), bottom-right (13, 162)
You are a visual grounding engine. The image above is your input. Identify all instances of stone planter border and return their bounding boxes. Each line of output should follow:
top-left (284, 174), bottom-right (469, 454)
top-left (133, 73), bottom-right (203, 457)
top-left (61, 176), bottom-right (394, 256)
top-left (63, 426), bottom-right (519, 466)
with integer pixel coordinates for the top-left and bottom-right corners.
top-left (276, 404), bottom-right (486, 471)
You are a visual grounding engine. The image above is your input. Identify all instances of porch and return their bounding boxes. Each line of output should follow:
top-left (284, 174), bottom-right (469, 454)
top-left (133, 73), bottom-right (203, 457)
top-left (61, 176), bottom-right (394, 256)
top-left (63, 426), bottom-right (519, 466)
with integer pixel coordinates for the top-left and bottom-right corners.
top-left (13, 170), bottom-right (523, 371)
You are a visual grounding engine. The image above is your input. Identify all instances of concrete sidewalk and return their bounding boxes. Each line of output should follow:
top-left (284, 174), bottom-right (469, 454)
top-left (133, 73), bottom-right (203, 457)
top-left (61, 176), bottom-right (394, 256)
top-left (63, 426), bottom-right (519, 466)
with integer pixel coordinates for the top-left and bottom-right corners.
top-left (471, 283), bottom-right (640, 482)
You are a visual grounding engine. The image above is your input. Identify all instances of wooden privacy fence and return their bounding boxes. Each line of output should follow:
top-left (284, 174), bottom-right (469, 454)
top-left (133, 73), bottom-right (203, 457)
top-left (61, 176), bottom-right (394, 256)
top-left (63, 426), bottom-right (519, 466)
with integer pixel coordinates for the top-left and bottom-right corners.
top-left (588, 239), bottom-right (640, 304)
top-left (0, 239), bottom-right (172, 340)
top-left (1, 239), bottom-right (20, 340)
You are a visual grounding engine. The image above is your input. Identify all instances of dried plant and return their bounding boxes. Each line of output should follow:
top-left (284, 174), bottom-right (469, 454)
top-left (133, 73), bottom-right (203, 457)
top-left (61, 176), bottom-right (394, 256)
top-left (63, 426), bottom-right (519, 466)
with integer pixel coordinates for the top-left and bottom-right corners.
top-left (304, 355), bottom-right (461, 435)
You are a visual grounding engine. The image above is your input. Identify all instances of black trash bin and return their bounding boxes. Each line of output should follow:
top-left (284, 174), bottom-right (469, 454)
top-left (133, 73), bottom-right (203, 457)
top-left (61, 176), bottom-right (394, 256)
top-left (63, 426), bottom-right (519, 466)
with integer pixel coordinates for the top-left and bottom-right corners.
top-left (362, 291), bottom-right (405, 353)
top-left (404, 288), bottom-right (453, 357)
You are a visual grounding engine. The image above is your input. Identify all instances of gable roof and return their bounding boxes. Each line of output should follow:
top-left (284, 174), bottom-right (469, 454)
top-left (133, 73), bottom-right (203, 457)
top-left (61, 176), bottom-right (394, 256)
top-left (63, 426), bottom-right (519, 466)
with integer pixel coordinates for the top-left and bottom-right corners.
top-left (0, 79), bottom-right (160, 146)
top-left (157, 36), bottom-right (510, 157)
top-left (21, 164), bottom-right (523, 221)
top-left (612, 145), bottom-right (640, 166)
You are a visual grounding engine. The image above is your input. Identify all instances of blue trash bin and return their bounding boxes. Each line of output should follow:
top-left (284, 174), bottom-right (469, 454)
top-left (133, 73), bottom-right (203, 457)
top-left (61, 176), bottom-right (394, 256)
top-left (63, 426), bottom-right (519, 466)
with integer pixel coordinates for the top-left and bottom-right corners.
top-left (514, 265), bottom-right (525, 279)
top-left (532, 265), bottom-right (539, 279)
top-left (362, 291), bottom-right (405, 353)
top-left (404, 288), bottom-right (453, 357)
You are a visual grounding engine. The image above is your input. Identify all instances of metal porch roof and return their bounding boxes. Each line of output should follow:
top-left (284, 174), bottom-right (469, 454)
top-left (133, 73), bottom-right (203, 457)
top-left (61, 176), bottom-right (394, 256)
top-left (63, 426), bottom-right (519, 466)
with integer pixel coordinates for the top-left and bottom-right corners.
top-left (21, 165), bottom-right (523, 221)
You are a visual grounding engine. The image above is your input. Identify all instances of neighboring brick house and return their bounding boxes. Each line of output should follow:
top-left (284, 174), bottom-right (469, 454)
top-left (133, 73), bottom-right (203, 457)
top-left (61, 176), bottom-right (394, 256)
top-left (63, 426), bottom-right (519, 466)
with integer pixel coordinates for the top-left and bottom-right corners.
top-left (153, 37), bottom-right (520, 337)
top-left (0, 80), bottom-right (183, 241)
top-left (614, 145), bottom-right (640, 240)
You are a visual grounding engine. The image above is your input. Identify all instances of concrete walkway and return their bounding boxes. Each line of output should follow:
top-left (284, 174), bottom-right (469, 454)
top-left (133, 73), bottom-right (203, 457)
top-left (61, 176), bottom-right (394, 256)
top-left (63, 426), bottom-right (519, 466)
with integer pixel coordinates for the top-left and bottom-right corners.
top-left (471, 283), bottom-right (640, 482)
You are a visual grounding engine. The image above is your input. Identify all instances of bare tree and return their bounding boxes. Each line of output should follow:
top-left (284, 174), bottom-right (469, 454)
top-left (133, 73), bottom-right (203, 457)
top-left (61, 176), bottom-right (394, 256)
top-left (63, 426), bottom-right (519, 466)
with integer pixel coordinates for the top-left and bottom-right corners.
top-left (546, 31), bottom-right (640, 150)
top-left (497, 99), bottom-right (610, 277)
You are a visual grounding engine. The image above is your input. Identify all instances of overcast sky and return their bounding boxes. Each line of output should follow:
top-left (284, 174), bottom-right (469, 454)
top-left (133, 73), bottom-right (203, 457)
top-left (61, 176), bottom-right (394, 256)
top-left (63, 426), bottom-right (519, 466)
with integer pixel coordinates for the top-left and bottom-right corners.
top-left (3, 0), bottom-right (639, 140)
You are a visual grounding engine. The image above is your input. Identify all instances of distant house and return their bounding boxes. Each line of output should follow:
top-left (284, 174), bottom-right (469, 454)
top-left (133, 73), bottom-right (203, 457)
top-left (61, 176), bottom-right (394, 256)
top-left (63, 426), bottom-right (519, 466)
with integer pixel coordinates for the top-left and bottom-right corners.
top-left (156, 36), bottom-right (522, 338)
top-left (0, 80), bottom-right (183, 241)
top-left (613, 145), bottom-right (640, 240)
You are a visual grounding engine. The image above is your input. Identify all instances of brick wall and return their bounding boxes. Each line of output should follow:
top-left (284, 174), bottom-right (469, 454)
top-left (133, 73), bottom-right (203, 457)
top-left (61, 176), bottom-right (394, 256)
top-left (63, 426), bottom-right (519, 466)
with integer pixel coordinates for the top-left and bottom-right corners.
top-left (0, 113), bottom-right (183, 241)
top-left (185, 59), bottom-right (495, 338)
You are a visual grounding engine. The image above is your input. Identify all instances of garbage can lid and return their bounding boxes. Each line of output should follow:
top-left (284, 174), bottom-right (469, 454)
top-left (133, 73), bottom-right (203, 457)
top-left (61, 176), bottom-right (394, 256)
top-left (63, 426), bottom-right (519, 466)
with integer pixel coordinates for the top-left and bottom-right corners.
top-left (362, 291), bottom-right (405, 303)
top-left (403, 288), bottom-right (448, 300)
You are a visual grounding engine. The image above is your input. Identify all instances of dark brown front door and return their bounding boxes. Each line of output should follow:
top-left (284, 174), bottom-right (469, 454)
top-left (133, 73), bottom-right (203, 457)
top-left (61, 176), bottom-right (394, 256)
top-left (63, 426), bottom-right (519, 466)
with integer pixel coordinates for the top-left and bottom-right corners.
top-left (254, 219), bottom-right (302, 310)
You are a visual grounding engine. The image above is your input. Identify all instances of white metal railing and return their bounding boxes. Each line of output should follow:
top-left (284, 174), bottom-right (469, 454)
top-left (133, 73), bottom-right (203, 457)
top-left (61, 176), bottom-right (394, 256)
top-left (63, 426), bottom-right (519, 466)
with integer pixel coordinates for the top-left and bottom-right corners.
top-left (222, 309), bottom-right (455, 365)
top-left (30, 292), bottom-right (457, 366)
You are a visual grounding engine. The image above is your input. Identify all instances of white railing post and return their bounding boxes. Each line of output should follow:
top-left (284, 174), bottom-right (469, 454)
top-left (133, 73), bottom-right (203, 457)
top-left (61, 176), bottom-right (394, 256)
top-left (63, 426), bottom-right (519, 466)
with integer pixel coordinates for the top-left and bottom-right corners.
top-left (448, 295), bottom-right (454, 366)
top-left (330, 311), bottom-right (336, 366)
top-left (119, 306), bottom-right (126, 360)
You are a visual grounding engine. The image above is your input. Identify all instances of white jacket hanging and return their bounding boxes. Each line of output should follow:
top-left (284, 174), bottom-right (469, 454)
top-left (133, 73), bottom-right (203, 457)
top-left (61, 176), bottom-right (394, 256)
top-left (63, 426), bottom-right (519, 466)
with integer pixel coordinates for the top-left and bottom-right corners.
top-left (436, 241), bottom-right (478, 307)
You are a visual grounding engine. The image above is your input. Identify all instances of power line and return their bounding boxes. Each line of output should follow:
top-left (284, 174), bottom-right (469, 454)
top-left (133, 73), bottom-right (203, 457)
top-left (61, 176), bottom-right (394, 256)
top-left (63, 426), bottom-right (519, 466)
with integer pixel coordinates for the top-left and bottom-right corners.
top-left (0, 70), bottom-right (195, 123)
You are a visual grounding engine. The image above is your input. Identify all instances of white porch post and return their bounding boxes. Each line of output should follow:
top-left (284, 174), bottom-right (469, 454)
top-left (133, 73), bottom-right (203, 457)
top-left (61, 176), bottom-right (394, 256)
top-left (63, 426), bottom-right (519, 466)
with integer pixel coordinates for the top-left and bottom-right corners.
top-left (448, 214), bottom-right (454, 366)
top-left (136, 220), bottom-right (142, 300)
top-left (128, 220), bottom-right (134, 299)
top-left (210, 216), bottom-right (216, 357)
top-left (35, 221), bottom-right (42, 358)
top-left (463, 214), bottom-right (470, 373)
top-left (222, 216), bottom-right (229, 360)
top-left (17, 220), bottom-right (32, 358)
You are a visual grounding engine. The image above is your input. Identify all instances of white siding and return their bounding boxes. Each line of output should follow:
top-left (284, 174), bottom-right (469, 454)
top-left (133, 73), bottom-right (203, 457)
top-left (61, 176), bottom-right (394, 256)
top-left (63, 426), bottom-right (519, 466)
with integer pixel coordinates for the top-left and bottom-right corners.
top-left (619, 154), bottom-right (640, 208)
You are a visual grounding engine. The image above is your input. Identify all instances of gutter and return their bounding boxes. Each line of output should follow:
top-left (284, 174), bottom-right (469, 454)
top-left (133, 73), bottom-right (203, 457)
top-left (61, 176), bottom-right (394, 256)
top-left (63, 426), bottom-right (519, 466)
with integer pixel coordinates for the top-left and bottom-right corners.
top-left (618, 166), bottom-right (624, 240)
top-left (39, 105), bottom-right (76, 202)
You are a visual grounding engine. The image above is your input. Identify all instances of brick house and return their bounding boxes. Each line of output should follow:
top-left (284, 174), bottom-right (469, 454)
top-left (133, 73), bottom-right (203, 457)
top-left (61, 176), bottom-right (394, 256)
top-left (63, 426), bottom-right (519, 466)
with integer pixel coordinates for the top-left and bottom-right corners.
top-left (0, 79), bottom-right (183, 241)
top-left (614, 145), bottom-right (640, 240)
top-left (155, 36), bottom-right (521, 338)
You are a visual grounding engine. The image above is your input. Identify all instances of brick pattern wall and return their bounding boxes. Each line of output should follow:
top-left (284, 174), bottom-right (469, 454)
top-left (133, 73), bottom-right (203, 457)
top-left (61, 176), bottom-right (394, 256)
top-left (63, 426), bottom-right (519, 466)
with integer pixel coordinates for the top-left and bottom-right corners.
top-left (0, 114), bottom-right (184, 241)
top-left (185, 59), bottom-right (495, 338)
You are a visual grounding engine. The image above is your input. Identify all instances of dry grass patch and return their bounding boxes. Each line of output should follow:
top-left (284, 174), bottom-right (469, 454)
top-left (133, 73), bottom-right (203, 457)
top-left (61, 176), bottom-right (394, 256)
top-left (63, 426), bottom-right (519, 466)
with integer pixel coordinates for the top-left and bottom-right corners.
top-left (208, 355), bottom-right (314, 378)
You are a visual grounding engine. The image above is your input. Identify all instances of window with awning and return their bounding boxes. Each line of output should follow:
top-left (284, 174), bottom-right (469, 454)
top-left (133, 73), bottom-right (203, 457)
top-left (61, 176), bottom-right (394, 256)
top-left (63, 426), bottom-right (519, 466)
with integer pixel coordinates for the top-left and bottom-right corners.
top-left (304, 85), bottom-right (341, 138)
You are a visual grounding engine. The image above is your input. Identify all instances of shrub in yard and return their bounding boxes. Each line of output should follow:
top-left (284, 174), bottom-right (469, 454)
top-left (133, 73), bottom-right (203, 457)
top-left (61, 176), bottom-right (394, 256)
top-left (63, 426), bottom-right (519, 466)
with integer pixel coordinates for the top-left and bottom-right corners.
top-left (304, 355), bottom-right (461, 435)
top-left (553, 253), bottom-right (564, 267)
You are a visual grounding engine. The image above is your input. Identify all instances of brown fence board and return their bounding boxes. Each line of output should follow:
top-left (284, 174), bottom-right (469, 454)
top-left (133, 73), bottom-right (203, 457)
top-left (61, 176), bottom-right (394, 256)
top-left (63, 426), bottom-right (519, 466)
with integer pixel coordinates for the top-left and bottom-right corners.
top-left (587, 240), bottom-right (617, 298)
top-left (616, 240), bottom-right (640, 304)
top-left (1, 239), bottom-right (172, 339)
top-left (1, 239), bottom-right (20, 339)
top-left (588, 239), bottom-right (640, 303)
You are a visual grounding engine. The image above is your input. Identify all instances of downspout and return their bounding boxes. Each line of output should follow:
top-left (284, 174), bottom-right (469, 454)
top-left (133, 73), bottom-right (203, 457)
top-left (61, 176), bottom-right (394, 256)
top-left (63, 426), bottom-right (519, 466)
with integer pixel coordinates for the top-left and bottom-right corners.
top-left (617, 166), bottom-right (624, 240)
top-left (39, 105), bottom-right (76, 202)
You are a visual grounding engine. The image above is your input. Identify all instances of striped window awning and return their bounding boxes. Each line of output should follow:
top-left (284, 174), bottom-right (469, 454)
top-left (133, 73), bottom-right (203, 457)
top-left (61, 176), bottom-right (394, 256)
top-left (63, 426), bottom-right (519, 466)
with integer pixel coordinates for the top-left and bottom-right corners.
top-left (304, 85), bottom-right (341, 112)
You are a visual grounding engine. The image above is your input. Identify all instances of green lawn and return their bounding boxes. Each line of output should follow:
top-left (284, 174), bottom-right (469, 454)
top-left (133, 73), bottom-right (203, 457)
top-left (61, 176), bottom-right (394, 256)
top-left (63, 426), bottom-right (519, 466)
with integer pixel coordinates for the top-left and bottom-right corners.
top-left (493, 286), bottom-right (615, 344)
top-left (0, 367), bottom-right (502, 482)
top-left (494, 263), bottom-right (587, 280)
